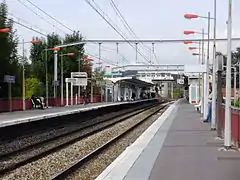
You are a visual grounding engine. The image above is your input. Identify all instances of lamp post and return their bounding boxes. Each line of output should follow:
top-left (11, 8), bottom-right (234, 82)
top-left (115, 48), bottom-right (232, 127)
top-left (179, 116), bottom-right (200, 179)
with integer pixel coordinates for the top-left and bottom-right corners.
top-left (44, 47), bottom-right (61, 108)
top-left (184, 8), bottom-right (217, 130)
top-left (96, 62), bottom-right (103, 102)
top-left (0, 28), bottom-right (10, 33)
top-left (20, 39), bottom-right (40, 110)
top-left (184, 25), bottom-right (210, 124)
top-left (59, 52), bottom-right (75, 106)
top-left (184, 30), bottom-right (206, 114)
top-left (223, 0), bottom-right (232, 149)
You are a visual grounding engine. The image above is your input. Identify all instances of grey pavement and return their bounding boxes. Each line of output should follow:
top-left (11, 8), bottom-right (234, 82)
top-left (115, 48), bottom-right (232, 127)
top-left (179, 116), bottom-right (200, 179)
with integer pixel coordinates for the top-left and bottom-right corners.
top-left (0, 102), bottom-right (111, 123)
top-left (149, 101), bottom-right (240, 180)
top-left (125, 100), bottom-right (240, 180)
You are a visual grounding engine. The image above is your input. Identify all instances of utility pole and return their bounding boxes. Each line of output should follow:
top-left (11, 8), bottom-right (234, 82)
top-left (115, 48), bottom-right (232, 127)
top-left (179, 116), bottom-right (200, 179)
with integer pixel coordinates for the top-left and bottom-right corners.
top-left (45, 49), bottom-right (49, 108)
top-left (60, 53), bottom-right (64, 106)
top-left (234, 67), bottom-right (237, 104)
top-left (203, 12), bottom-right (210, 120)
top-left (78, 53), bottom-right (81, 104)
top-left (22, 39), bottom-right (26, 111)
top-left (211, 0), bottom-right (217, 130)
top-left (224, 0), bottom-right (232, 149)
top-left (216, 54), bottom-right (223, 139)
top-left (201, 29), bottom-right (205, 114)
top-left (53, 50), bottom-right (58, 102)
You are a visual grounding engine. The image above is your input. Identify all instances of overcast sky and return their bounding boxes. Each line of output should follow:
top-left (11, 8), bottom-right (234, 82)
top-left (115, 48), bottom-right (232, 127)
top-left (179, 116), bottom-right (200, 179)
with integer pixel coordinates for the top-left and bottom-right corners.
top-left (5, 0), bottom-right (240, 67)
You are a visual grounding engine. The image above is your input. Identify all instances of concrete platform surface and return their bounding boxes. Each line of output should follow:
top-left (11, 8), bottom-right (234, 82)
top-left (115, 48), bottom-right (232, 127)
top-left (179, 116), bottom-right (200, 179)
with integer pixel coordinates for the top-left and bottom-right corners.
top-left (0, 102), bottom-right (122, 128)
top-left (96, 99), bottom-right (240, 180)
top-left (0, 99), bottom-right (157, 128)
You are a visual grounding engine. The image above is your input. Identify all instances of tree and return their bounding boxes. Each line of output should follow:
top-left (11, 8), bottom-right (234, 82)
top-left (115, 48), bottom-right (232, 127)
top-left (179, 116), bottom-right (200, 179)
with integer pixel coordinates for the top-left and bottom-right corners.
top-left (0, 1), bottom-right (20, 98)
top-left (25, 78), bottom-right (44, 99)
top-left (30, 34), bottom-right (62, 97)
top-left (92, 67), bottom-right (106, 95)
top-left (30, 31), bottom-right (86, 98)
top-left (221, 48), bottom-right (240, 88)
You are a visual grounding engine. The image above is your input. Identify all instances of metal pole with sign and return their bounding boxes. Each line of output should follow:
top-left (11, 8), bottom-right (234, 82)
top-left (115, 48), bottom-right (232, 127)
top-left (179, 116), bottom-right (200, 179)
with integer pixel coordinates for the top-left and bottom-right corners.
top-left (4, 75), bottom-right (15, 112)
top-left (9, 83), bottom-right (12, 112)
top-left (78, 56), bottom-right (81, 104)
top-left (61, 53), bottom-right (64, 106)
top-left (91, 81), bottom-right (93, 103)
top-left (22, 39), bottom-right (26, 110)
top-left (45, 49), bottom-right (49, 108)
top-left (71, 82), bottom-right (73, 105)
top-left (66, 81), bottom-right (69, 106)
top-left (53, 50), bottom-right (58, 100)
top-left (65, 78), bottom-right (77, 106)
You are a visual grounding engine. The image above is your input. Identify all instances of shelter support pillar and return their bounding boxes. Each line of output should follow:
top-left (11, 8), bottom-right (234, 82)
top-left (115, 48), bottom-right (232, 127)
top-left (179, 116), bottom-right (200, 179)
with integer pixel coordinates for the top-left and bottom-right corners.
top-left (117, 84), bottom-right (121, 101)
top-left (105, 86), bottom-right (108, 102)
top-left (113, 83), bottom-right (119, 102)
top-left (129, 88), bottom-right (132, 100)
top-left (137, 87), bottom-right (141, 100)
top-left (124, 86), bottom-right (128, 101)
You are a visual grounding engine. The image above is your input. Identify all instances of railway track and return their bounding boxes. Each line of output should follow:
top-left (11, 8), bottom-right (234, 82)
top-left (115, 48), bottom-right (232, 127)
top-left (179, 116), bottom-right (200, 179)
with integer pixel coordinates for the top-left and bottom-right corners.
top-left (0, 102), bottom-right (160, 177)
top-left (51, 103), bottom-right (168, 180)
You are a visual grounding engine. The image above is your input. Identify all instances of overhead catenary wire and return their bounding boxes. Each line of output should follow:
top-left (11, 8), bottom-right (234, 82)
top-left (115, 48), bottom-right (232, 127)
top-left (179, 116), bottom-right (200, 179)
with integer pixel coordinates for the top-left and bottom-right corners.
top-left (84, 0), bottom-right (150, 64)
top-left (25, 0), bottom-right (73, 33)
top-left (90, 0), bottom-right (129, 39)
top-left (85, 52), bottom-right (118, 66)
top-left (10, 0), bottom-right (133, 66)
top-left (7, 14), bottom-right (126, 66)
top-left (23, 0), bottom-right (130, 65)
top-left (16, 0), bottom-right (67, 34)
top-left (0, 13), bottom-right (48, 37)
top-left (109, 1), bottom-right (150, 54)
top-left (87, 43), bottom-right (128, 60)
top-left (109, 0), bottom-right (159, 64)
top-left (8, 12), bottom-right (49, 36)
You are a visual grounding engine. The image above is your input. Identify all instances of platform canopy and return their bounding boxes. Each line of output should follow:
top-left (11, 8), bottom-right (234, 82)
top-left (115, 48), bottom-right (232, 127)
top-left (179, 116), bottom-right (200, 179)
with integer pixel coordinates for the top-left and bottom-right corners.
top-left (104, 77), bottom-right (154, 87)
top-left (184, 65), bottom-right (206, 73)
top-left (112, 64), bottom-right (185, 73)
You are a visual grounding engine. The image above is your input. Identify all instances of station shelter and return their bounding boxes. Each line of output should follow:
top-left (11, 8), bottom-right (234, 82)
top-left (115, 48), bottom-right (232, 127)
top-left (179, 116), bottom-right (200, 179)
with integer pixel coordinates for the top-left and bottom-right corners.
top-left (188, 74), bottom-right (201, 104)
top-left (188, 73), bottom-right (212, 104)
top-left (103, 77), bottom-right (154, 102)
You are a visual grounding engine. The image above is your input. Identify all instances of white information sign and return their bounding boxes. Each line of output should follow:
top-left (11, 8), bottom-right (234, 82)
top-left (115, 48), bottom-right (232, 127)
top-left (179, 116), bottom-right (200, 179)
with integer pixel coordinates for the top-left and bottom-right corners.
top-left (71, 72), bottom-right (88, 86)
top-left (75, 78), bottom-right (88, 86)
top-left (65, 78), bottom-right (77, 83)
top-left (4, 75), bottom-right (15, 84)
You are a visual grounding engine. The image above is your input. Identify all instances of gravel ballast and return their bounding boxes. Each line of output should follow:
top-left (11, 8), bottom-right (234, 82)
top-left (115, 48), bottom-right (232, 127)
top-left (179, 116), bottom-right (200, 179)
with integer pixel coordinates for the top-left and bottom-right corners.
top-left (0, 108), bottom-right (146, 172)
top-left (1, 105), bottom-right (162, 180)
top-left (67, 107), bottom-right (167, 180)
top-left (0, 106), bottom-right (141, 156)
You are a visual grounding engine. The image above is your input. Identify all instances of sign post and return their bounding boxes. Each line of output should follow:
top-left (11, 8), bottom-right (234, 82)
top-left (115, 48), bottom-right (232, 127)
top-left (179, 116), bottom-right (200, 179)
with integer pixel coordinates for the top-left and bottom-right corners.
top-left (66, 80), bottom-right (69, 106)
top-left (4, 75), bottom-right (15, 112)
top-left (65, 78), bottom-right (77, 106)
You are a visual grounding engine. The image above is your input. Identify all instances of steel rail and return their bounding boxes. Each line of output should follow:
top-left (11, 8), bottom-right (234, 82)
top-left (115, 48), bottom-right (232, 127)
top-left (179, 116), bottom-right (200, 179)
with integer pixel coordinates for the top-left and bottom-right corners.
top-left (0, 102), bottom-right (159, 176)
top-left (51, 103), bottom-right (168, 180)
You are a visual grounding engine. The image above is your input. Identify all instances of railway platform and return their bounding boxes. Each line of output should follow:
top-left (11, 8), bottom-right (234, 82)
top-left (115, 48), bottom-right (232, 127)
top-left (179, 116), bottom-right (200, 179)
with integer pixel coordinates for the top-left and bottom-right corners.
top-left (0, 99), bottom-right (156, 128)
top-left (96, 99), bottom-right (240, 180)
